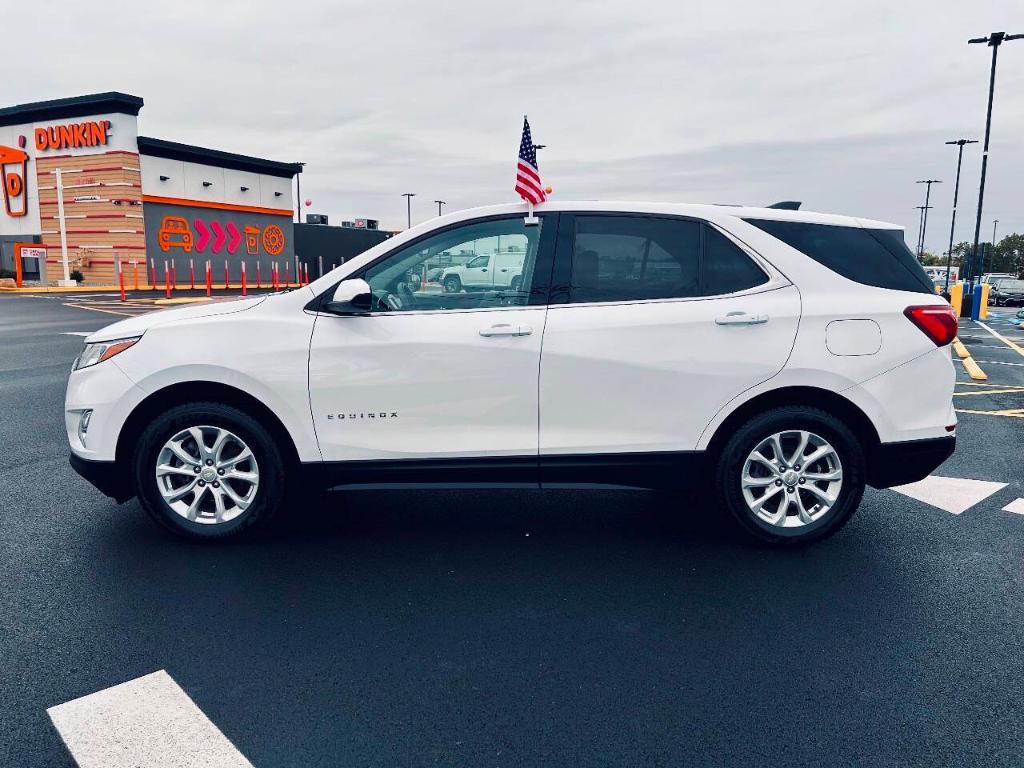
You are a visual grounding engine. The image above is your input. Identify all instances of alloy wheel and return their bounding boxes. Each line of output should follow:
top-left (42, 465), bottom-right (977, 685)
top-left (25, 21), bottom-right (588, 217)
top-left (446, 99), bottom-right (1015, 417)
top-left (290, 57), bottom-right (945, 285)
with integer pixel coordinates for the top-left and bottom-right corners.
top-left (155, 425), bottom-right (260, 525)
top-left (740, 430), bottom-right (843, 528)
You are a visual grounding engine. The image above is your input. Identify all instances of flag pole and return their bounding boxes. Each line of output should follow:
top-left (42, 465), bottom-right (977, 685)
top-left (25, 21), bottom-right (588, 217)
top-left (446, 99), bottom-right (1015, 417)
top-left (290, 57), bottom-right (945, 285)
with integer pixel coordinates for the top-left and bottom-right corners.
top-left (525, 200), bottom-right (538, 226)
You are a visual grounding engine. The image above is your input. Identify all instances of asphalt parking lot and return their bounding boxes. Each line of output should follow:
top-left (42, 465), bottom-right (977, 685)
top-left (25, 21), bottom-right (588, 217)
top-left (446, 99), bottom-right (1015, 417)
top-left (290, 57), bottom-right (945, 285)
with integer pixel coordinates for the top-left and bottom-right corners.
top-left (2, 292), bottom-right (1023, 767)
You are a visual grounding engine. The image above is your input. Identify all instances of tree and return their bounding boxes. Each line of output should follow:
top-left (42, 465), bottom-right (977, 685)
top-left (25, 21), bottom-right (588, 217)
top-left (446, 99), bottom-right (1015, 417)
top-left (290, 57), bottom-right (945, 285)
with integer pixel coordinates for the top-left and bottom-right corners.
top-left (992, 233), bottom-right (1024, 276)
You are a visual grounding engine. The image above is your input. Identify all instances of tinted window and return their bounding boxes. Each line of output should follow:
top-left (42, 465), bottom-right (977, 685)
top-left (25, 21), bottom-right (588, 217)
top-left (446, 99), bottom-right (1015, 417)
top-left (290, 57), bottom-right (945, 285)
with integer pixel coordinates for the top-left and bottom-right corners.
top-left (703, 227), bottom-right (768, 295)
top-left (745, 219), bottom-right (933, 294)
top-left (570, 216), bottom-right (701, 302)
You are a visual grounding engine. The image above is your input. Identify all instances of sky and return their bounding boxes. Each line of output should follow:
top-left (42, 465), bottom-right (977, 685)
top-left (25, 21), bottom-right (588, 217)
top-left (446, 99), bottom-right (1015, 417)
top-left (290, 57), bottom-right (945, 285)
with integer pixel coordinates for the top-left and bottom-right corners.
top-left (6, 0), bottom-right (1022, 249)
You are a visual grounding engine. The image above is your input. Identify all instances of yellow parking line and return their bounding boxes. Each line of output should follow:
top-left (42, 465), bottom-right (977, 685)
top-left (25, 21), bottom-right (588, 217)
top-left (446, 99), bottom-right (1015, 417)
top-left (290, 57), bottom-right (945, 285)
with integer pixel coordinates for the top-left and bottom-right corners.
top-left (976, 321), bottom-right (1024, 360)
top-left (953, 388), bottom-right (1024, 396)
top-left (956, 408), bottom-right (1024, 418)
top-left (62, 302), bottom-right (139, 317)
top-left (952, 338), bottom-right (970, 359)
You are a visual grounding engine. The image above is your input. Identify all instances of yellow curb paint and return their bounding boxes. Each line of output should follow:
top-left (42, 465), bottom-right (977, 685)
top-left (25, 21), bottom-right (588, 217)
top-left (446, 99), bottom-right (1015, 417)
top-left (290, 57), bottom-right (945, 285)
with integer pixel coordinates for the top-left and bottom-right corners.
top-left (952, 338), bottom-right (970, 359)
top-left (0, 285), bottom-right (122, 294)
top-left (961, 357), bottom-right (988, 381)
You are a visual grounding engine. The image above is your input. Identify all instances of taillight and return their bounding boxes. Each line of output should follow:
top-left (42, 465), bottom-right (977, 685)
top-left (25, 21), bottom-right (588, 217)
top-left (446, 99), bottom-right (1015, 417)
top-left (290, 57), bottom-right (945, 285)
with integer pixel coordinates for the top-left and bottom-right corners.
top-left (904, 305), bottom-right (958, 347)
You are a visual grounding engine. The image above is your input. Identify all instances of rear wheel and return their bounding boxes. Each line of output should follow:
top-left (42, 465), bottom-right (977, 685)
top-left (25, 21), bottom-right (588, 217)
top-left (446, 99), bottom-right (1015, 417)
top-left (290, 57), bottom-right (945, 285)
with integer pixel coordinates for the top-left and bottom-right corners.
top-left (715, 406), bottom-right (865, 546)
top-left (134, 402), bottom-right (286, 540)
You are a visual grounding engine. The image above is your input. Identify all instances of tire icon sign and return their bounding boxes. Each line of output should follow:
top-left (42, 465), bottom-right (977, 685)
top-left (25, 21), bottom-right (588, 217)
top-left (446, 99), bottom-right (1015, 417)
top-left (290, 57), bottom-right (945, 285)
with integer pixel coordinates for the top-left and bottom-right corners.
top-left (262, 224), bottom-right (285, 256)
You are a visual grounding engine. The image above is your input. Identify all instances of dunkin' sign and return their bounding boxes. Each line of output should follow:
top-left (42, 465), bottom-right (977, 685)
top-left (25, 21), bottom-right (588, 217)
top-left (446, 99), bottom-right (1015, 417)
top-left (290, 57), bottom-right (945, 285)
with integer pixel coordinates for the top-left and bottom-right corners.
top-left (0, 143), bottom-right (28, 217)
top-left (34, 120), bottom-right (111, 152)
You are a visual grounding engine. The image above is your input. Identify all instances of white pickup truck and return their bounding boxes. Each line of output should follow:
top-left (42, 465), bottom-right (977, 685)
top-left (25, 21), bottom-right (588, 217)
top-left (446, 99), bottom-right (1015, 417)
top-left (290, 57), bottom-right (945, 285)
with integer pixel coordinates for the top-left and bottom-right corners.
top-left (441, 252), bottom-right (525, 292)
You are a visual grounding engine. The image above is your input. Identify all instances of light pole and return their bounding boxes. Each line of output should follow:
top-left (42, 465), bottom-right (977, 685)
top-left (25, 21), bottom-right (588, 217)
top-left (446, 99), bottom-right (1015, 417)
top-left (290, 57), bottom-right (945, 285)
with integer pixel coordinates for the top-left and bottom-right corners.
top-left (966, 31), bottom-right (1023, 285)
top-left (915, 206), bottom-right (928, 256)
top-left (992, 219), bottom-right (999, 247)
top-left (434, 199), bottom-right (446, 216)
top-left (401, 192), bottom-right (415, 229)
top-left (294, 162), bottom-right (306, 223)
top-left (915, 179), bottom-right (941, 259)
top-left (943, 139), bottom-right (977, 292)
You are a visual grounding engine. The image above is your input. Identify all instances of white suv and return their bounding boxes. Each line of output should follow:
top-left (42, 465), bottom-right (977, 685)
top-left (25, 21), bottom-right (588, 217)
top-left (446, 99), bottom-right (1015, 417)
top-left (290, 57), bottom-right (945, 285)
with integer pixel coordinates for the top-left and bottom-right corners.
top-left (65, 202), bottom-right (958, 545)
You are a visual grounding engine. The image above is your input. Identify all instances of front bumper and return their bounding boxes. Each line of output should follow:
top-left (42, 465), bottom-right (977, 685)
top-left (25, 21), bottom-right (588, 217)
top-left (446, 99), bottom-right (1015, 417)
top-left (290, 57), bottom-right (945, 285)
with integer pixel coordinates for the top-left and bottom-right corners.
top-left (866, 435), bottom-right (956, 488)
top-left (69, 454), bottom-right (133, 502)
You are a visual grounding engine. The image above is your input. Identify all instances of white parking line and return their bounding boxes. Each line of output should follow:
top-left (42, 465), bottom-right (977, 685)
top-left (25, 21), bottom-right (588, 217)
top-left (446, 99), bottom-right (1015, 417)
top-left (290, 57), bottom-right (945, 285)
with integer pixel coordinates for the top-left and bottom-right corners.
top-left (47, 670), bottom-right (254, 768)
top-left (891, 475), bottom-right (1007, 515)
top-left (1002, 499), bottom-right (1024, 515)
top-left (62, 332), bottom-right (92, 337)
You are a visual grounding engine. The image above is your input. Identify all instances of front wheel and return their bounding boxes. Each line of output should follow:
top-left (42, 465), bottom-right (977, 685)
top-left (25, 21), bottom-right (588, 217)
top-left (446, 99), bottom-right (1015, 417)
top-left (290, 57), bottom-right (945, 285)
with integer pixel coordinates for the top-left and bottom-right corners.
top-left (133, 402), bottom-right (286, 540)
top-left (443, 276), bottom-right (462, 293)
top-left (715, 406), bottom-right (865, 546)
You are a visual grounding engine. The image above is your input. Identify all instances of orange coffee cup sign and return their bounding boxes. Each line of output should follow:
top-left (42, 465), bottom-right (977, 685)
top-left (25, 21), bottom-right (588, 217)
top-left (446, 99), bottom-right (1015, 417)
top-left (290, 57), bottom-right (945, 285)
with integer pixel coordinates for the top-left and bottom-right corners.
top-left (35, 120), bottom-right (110, 152)
top-left (0, 144), bottom-right (29, 217)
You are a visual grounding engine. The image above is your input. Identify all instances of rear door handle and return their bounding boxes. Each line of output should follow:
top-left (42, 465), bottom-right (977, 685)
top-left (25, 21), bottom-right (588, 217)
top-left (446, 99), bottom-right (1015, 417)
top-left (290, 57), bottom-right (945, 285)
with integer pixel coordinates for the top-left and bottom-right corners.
top-left (715, 312), bottom-right (769, 325)
top-left (479, 323), bottom-right (533, 337)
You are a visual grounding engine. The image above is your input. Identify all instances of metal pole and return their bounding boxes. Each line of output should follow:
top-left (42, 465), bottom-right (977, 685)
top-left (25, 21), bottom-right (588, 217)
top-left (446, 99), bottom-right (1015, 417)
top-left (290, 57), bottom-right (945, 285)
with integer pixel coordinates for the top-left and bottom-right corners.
top-left (402, 193), bottom-right (415, 229)
top-left (434, 199), bottom-right (446, 216)
top-left (916, 180), bottom-right (941, 258)
top-left (992, 219), bottom-right (998, 247)
top-left (54, 168), bottom-right (71, 284)
top-left (944, 139), bottom-right (976, 292)
top-left (967, 31), bottom-right (1023, 284)
top-left (921, 204), bottom-right (929, 256)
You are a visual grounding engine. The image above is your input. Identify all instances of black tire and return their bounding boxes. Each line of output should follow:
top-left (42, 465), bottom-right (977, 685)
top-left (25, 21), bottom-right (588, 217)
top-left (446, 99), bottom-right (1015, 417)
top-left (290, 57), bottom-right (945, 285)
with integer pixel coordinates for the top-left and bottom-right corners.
top-left (510, 275), bottom-right (522, 292)
top-left (443, 276), bottom-right (462, 293)
top-left (133, 401), bottom-right (286, 540)
top-left (714, 406), bottom-right (865, 546)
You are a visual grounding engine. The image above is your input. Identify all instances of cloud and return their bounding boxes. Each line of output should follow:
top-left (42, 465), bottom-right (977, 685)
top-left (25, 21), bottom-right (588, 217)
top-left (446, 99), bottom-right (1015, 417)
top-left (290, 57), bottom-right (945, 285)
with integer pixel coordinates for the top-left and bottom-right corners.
top-left (3, 0), bottom-right (1021, 242)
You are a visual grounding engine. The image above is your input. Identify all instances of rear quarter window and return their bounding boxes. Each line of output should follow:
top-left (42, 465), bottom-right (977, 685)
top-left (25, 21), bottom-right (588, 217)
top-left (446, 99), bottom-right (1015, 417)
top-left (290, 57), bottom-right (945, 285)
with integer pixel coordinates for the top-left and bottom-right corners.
top-left (744, 219), bottom-right (934, 294)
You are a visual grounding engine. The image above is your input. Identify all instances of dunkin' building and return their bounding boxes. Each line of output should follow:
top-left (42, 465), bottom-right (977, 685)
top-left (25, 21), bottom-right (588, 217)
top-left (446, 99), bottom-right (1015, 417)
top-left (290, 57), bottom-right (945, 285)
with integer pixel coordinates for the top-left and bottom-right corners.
top-left (0, 92), bottom-right (302, 286)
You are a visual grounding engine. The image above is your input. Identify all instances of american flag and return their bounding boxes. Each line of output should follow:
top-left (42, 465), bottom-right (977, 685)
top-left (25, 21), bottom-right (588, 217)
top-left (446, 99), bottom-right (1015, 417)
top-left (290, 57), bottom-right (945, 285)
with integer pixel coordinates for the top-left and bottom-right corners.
top-left (515, 116), bottom-right (546, 205)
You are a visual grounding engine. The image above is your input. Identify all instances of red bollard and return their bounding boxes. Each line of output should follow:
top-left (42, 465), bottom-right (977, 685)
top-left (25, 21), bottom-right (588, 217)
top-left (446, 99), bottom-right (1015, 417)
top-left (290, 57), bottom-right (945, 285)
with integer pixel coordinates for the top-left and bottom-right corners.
top-left (284, 262), bottom-right (290, 288)
top-left (118, 260), bottom-right (126, 302)
top-left (273, 263), bottom-right (279, 291)
top-left (189, 259), bottom-right (195, 291)
top-left (164, 260), bottom-right (171, 299)
top-left (133, 261), bottom-right (139, 292)
top-left (170, 262), bottom-right (176, 291)
top-left (150, 259), bottom-right (156, 290)
top-left (304, 263), bottom-right (310, 285)
top-left (241, 262), bottom-right (248, 296)
top-left (206, 260), bottom-right (212, 297)
top-left (256, 261), bottom-right (262, 289)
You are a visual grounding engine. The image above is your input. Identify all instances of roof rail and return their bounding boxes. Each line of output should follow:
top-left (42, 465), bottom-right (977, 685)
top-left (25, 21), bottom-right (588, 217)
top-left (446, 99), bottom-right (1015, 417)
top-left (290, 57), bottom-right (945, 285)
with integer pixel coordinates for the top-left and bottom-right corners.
top-left (767, 201), bottom-right (802, 210)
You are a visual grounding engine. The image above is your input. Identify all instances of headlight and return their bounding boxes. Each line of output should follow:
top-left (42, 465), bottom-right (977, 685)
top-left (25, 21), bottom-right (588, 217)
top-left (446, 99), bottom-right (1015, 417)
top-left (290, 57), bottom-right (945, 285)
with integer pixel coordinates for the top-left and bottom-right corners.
top-left (72, 336), bottom-right (141, 372)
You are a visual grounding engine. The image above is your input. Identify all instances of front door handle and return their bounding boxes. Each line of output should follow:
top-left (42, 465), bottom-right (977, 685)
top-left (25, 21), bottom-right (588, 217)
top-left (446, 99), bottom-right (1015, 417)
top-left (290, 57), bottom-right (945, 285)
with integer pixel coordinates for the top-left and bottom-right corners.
top-left (479, 323), bottom-right (532, 337)
top-left (715, 311), bottom-right (769, 325)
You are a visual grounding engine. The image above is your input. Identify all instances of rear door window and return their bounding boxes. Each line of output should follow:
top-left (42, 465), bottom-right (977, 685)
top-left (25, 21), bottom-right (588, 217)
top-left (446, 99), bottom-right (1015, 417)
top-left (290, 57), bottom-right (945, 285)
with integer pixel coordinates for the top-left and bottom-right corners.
top-left (569, 215), bottom-right (701, 303)
top-left (745, 218), bottom-right (933, 294)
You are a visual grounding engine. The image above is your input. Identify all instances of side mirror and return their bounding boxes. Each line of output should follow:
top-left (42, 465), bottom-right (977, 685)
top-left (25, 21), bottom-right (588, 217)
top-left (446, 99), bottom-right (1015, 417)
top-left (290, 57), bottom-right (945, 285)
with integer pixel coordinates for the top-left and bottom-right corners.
top-left (326, 278), bottom-right (372, 314)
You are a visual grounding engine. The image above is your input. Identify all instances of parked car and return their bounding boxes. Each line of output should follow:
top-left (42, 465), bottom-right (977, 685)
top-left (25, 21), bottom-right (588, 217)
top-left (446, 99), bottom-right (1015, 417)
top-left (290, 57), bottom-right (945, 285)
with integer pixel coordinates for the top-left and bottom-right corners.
top-left (441, 251), bottom-right (525, 293)
top-left (66, 202), bottom-right (957, 545)
top-left (981, 273), bottom-right (1015, 284)
top-left (989, 278), bottom-right (1024, 306)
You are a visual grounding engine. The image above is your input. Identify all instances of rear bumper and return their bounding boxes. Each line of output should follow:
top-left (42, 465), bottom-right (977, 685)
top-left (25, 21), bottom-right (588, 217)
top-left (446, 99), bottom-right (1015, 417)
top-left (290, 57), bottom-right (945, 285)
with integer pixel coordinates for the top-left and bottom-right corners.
top-left (866, 435), bottom-right (955, 488)
top-left (69, 454), bottom-right (133, 502)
